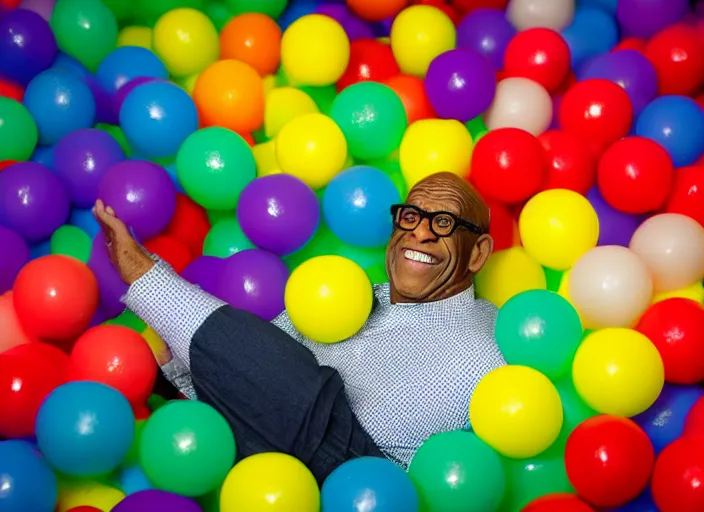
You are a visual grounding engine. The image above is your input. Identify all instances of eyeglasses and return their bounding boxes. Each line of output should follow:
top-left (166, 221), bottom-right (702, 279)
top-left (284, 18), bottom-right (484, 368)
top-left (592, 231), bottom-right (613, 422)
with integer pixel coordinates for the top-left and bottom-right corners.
top-left (390, 204), bottom-right (487, 238)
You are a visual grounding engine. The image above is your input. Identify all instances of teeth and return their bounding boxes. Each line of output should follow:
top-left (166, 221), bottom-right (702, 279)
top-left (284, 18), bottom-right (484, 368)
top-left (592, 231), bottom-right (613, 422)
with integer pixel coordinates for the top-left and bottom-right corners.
top-left (404, 250), bottom-right (437, 264)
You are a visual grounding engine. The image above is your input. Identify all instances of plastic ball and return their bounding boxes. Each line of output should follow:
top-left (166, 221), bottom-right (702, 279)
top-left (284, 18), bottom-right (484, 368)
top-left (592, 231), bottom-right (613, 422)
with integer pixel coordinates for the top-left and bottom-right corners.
top-left (97, 160), bottom-right (176, 240)
top-left (523, 493), bottom-right (595, 512)
top-left (36, 381), bottom-right (134, 476)
top-left (55, 480), bottom-right (125, 512)
top-left (281, 14), bottom-right (350, 86)
top-left (485, 77), bottom-right (552, 136)
top-left (503, 28), bottom-right (570, 93)
top-left (390, 5), bottom-right (456, 77)
top-left (152, 8), bottom-right (218, 78)
top-left (225, 0), bottom-right (288, 18)
top-left (314, 4), bottom-right (374, 42)
top-left (573, 328), bottom-right (664, 416)
top-left (0, 440), bottom-right (57, 512)
top-left (0, 226), bottom-right (29, 294)
top-left (383, 74), bottom-right (436, 123)
top-left (50, 225), bottom-right (92, 263)
top-left (666, 165), bottom-right (704, 227)
top-left (285, 255), bottom-right (372, 343)
top-left (597, 136), bottom-right (674, 214)
top-left (49, 0), bottom-right (118, 72)
top-left (616, 0), bottom-right (689, 39)
top-left (220, 13), bottom-right (282, 76)
top-left (346, 0), bottom-right (406, 21)
top-left (23, 69), bottom-right (96, 146)
top-left (586, 186), bottom-right (643, 247)
top-left (0, 8), bottom-right (57, 86)
top-left (336, 39), bottom-right (399, 91)
top-left (162, 194), bottom-right (210, 257)
top-left (636, 95), bottom-right (704, 168)
top-left (275, 113), bottom-right (348, 189)
top-left (469, 365), bottom-right (562, 458)
top-left (237, 174), bottom-right (319, 256)
top-left (506, 0), bottom-right (575, 31)
top-left (112, 490), bottom-right (202, 512)
top-left (651, 437), bottom-right (704, 512)
top-left (456, 8), bottom-right (516, 71)
top-left (685, 397), bottom-right (704, 438)
top-left (140, 400), bottom-right (235, 497)
top-left (264, 87), bottom-right (319, 139)
top-left (475, 247), bottom-right (546, 307)
top-left (644, 24), bottom-right (704, 97)
top-left (330, 81), bottom-right (407, 161)
top-left (0, 97), bottom-right (37, 161)
top-left (560, 7), bottom-right (619, 69)
top-left (176, 127), bottom-right (256, 210)
top-left (538, 130), bottom-right (597, 195)
top-left (87, 232), bottom-right (126, 317)
top-left (203, 218), bottom-right (254, 259)
top-left (565, 415), bottom-right (654, 508)
top-left (116, 26), bottom-right (152, 50)
top-left (0, 77), bottom-right (24, 103)
top-left (96, 46), bottom-right (167, 98)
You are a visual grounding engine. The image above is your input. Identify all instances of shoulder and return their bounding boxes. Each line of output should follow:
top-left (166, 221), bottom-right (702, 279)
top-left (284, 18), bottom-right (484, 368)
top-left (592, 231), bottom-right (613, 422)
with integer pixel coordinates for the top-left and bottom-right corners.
top-left (468, 297), bottom-right (499, 333)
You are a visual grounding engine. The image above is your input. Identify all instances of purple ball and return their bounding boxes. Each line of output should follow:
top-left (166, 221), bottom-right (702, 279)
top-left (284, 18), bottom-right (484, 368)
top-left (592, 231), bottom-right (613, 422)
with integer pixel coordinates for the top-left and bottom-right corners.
top-left (88, 232), bottom-right (128, 318)
top-left (456, 8), bottom-right (517, 71)
top-left (54, 128), bottom-right (126, 208)
top-left (181, 256), bottom-right (226, 296)
top-left (0, 8), bottom-right (57, 86)
top-left (237, 174), bottom-right (320, 256)
top-left (616, 0), bottom-right (690, 39)
top-left (18, 0), bottom-right (55, 22)
top-left (587, 187), bottom-right (646, 247)
top-left (214, 249), bottom-right (289, 321)
top-left (84, 74), bottom-right (118, 125)
top-left (579, 50), bottom-right (658, 115)
top-left (0, 226), bottom-right (30, 294)
top-left (97, 160), bottom-right (177, 240)
top-left (316, 4), bottom-right (374, 41)
top-left (424, 48), bottom-right (497, 122)
top-left (113, 77), bottom-right (162, 120)
top-left (0, 162), bottom-right (70, 244)
top-left (112, 490), bottom-right (203, 512)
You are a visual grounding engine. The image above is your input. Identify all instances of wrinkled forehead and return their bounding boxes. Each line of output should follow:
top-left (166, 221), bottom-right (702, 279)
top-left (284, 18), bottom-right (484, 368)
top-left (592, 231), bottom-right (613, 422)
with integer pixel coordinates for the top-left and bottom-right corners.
top-left (406, 179), bottom-right (471, 218)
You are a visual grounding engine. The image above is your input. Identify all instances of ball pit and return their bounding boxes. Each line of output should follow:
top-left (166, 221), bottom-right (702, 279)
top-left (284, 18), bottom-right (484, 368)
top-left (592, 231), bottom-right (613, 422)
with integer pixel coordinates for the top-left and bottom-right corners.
top-left (0, 0), bottom-right (703, 510)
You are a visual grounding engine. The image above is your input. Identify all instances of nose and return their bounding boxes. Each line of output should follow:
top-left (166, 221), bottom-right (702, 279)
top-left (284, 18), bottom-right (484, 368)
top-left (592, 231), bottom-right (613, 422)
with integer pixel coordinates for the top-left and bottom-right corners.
top-left (411, 218), bottom-right (438, 243)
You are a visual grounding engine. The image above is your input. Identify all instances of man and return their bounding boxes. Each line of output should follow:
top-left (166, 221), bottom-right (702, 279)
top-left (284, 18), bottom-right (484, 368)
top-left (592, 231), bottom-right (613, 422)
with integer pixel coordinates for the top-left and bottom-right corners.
top-left (94, 172), bottom-right (506, 482)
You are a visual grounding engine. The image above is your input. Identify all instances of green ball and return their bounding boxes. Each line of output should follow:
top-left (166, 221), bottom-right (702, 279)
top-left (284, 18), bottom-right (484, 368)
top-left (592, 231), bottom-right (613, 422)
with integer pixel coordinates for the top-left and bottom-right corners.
top-left (139, 400), bottom-right (236, 497)
top-left (204, 2), bottom-right (235, 31)
top-left (176, 127), bottom-right (256, 211)
top-left (203, 217), bottom-right (254, 258)
top-left (50, 0), bottom-right (119, 72)
top-left (495, 289), bottom-right (583, 381)
top-left (543, 266), bottom-right (564, 292)
top-left (408, 430), bottom-right (506, 512)
top-left (96, 123), bottom-right (132, 157)
top-left (297, 85), bottom-right (337, 116)
top-left (368, 157), bottom-right (407, 201)
top-left (134, 0), bottom-right (206, 27)
top-left (331, 82), bottom-right (407, 161)
top-left (101, 0), bottom-right (136, 24)
top-left (466, 116), bottom-right (488, 142)
top-left (104, 309), bottom-right (147, 332)
top-left (553, 376), bottom-right (597, 445)
top-left (0, 97), bottom-right (38, 161)
top-left (50, 225), bottom-right (91, 263)
top-left (225, 0), bottom-right (288, 18)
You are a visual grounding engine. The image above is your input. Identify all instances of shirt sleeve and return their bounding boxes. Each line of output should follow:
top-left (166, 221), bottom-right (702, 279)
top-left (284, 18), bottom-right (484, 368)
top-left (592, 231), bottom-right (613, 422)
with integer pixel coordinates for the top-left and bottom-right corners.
top-left (160, 358), bottom-right (198, 400)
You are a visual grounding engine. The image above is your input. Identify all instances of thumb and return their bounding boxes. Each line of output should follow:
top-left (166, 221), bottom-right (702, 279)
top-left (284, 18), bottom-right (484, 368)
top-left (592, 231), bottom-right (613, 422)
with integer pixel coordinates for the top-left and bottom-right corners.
top-left (94, 200), bottom-right (131, 238)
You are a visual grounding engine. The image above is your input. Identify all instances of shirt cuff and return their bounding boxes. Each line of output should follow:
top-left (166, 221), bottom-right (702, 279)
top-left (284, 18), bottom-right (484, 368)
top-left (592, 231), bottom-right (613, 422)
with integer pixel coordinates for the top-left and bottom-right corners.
top-left (161, 359), bottom-right (197, 400)
top-left (122, 258), bottom-right (226, 369)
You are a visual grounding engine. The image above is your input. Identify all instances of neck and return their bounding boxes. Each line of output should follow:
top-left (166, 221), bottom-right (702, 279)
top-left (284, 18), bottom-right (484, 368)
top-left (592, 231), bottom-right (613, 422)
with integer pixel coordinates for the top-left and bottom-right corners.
top-left (389, 279), bottom-right (474, 305)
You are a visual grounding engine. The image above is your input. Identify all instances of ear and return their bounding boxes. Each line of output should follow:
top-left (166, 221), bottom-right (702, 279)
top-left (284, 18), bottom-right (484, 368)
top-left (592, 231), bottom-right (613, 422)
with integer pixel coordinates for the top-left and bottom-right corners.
top-left (468, 234), bottom-right (493, 274)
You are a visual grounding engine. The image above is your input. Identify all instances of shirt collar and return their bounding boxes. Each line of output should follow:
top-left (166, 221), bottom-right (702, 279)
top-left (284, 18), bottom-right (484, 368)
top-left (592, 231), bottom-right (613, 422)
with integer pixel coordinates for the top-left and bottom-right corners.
top-left (372, 282), bottom-right (476, 309)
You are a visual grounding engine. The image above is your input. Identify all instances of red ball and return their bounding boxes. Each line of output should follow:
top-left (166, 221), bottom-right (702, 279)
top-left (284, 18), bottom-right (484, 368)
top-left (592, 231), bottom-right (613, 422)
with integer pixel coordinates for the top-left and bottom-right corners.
top-left (164, 193), bottom-right (210, 256)
top-left (239, 132), bottom-right (255, 147)
top-left (12, 255), bottom-right (99, 343)
top-left (411, 0), bottom-right (459, 23)
top-left (696, 92), bottom-right (704, 111)
top-left (503, 28), bottom-right (571, 93)
top-left (597, 136), bottom-right (674, 214)
top-left (69, 325), bottom-right (157, 407)
top-left (0, 342), bottom-right (68, 438)
top-left (523, 493), bottom-right (596, 512)
top-left (470, 127), bottom-right (546, 204)
top-left (651, 437), bottom-right (704, 512)
top-left (538, 129), bottom-right (597, 195)
top-left (144, 235), bottom-right (193, 273)
top-left (67, 508), bottom-right (103, 512)
top-left (337, 39), bottom-right (400, 92)
top-left (612, 38), bottom-right (647, 53)
top-left (636, 298), bottom-right (704, 384)
top-left (486, 198), bottom-right (517, 251)
top-left (565, 415), bottom-right (654, 508)
top-left (346, 0), bottom-right (409, 22)
top-left (558, 78), bottom-right (633, 155)
top-left (451, 0), bottom-right (508, 16)
top-left (0, 78), bottom-right (23, 102)
top-left (384, 74), bottom-right (437, 124)
top-left (645, 24), bottom-right (704, 96)
top-left (665, 165), bottom-right (704, 227)
top-left (684, 397), bottom-right (704, 438)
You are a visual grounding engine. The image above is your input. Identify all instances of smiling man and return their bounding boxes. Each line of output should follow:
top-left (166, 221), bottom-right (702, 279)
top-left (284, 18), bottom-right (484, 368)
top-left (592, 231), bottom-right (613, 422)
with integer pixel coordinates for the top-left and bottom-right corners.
top-left (94, 171), bottom-right (506, 482)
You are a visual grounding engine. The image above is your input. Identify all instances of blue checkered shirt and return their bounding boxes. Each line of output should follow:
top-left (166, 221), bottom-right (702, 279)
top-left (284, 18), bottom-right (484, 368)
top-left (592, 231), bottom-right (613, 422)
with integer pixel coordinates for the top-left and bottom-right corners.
top-left (124, 259), bottom-right (506, 468)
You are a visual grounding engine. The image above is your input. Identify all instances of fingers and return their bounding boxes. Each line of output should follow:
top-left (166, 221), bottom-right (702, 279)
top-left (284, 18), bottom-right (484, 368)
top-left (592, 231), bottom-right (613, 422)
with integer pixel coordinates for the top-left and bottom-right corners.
top-left (93, 200), bottom-right (130, 238)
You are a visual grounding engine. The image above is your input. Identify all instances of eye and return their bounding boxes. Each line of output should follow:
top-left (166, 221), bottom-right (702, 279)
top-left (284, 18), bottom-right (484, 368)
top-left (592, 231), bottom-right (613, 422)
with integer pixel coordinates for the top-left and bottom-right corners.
top-left (402, 211), bottom-right (418, 223)
top-left (435, 216), bottom-right (452, 228)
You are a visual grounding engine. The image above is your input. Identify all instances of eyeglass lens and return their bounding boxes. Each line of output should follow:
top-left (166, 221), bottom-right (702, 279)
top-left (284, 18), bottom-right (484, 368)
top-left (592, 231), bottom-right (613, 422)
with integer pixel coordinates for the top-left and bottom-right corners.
top-left (396, 206), bottom-right (456, 236)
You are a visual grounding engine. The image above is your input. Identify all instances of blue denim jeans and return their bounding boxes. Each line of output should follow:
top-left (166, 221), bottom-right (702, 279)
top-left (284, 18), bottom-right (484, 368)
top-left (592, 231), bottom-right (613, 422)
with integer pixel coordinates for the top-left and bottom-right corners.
top-left (189, 305), bottom-right (384, 484)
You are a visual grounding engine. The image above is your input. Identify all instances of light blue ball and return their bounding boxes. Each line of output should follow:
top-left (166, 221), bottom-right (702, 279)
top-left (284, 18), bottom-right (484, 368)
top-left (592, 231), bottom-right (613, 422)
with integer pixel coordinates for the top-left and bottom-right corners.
top-left (321, 456), bottom-right (419, 512)
top-left (0, 440), bottom-right (57, 512)
top-left (97, 46), bottom-right (168, 96)
top-left (119, 81), bottom-right (198, 159)
top-left (636, 95), bottom-right (704, 167)
top-left (35, 381), bottom-right (135, 477)
top-left (117, 465), bottom-right (154, 495)
top-left (561, 8), bottom-right (619, 70)
top-left (323, 166), bottom-right (400, 248)
top-left (23, 69), bottom-right (97, 146)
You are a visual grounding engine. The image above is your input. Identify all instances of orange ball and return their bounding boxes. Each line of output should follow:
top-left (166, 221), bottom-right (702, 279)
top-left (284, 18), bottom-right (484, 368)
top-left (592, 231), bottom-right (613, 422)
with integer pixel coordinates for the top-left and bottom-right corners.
top-left (384, 74), bottom-right (437, 123)
top-left (193, 59), bottom-right (265, 134)
top-left (220, 13), bottom-right (282, 77)
top-left (347, 0), bottom-right (410, 21)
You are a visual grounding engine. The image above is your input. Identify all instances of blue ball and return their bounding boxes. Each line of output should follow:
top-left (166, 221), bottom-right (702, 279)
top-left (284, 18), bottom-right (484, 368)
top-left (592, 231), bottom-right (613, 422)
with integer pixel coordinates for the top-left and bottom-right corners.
top-left (277, 1), bottom-right (318, 31)
top-left (35, 381), bottom-right (135, 476)
top-left (30, 145), bottom-right (55, 169)
top-left (117, 465), bottom-right (154, 495)
top-left (97, 46), bottom-right (168, 96)
top-left (164, 162), bottom-right (185, 194)
top-left (50, 52), bottom-right (91, 79)
top-left (323, 166), bottom-right (400, 248)
top-left (119, 81), bottom-right (198, 159)
top-left (578, 0), bottom-right (617, 14)
top-left (322, 456), bottom-right (419, 512)
top-left (69, 207), bottom-right (100, 238)
top-left (561, 8), bottom-right (619, 70)
top-left (29, 238), bottom-right (52, 259)
top-left (0, 440), bottom-right (57, 512)
top-left (23, 69), bottom-right (97, 146)
top-left (636, 95), bottom-right (704, 167)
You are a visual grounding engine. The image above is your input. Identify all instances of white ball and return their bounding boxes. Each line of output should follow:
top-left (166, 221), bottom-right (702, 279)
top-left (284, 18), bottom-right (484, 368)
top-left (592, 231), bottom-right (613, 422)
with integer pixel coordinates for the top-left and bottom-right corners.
top-left (507, 0), bottom-right (576, 32)
top-left (484, 77), bottom-right (553, 136)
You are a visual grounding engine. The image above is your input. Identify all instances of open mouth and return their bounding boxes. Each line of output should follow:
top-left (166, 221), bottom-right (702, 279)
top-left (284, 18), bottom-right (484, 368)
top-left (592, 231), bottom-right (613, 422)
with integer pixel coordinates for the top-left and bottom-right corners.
top-left (403, 249), bottom-right (439, 265)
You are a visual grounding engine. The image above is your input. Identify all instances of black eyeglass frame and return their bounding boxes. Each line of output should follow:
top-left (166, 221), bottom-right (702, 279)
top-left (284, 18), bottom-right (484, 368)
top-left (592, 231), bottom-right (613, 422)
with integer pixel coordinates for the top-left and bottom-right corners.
top-left (390, 204), bottom-right (487, 238)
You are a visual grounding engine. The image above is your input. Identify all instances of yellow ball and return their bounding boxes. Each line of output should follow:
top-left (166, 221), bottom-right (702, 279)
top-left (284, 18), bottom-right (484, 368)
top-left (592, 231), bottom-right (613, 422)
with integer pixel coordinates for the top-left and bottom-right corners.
top-left (390, 5), bottom-right (456, 77)
top-left (281, 14), bottom-right (350, 86)
top-left (399, 119), bottom-right (472, 188)
top-left (275, 113), bottom-right (348, 189)
top-left (469, 365), bottom-right (563, 458)
top-left (174, 72), bottom-right (199, 95)
top-left (653, 280), bottom-right (704, 305)
top-left (572, 328), bottom-right (664, 417)
top-left (152, 8), bottom-right (219, 78)
top-left (285, 255), bottom-right (373, 343)
top-left (265, 87), bottom-right (319, 139)
top-left (557, 268), bottom-right (586, 326)
top-left (475, 247), bottom-right (547, 308)
top-left (519, 189), bottom-right (599, 271)
top-left (56, 480), bottom-right (125, 512)
top-left (141, 326), bottom-right (167, 357)
top-left (220, 453), bottom-right (320, 512)
top-left (117, 26), bottom-right (152, 50)
top-left (252, 140), bottom-right (279, 177)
